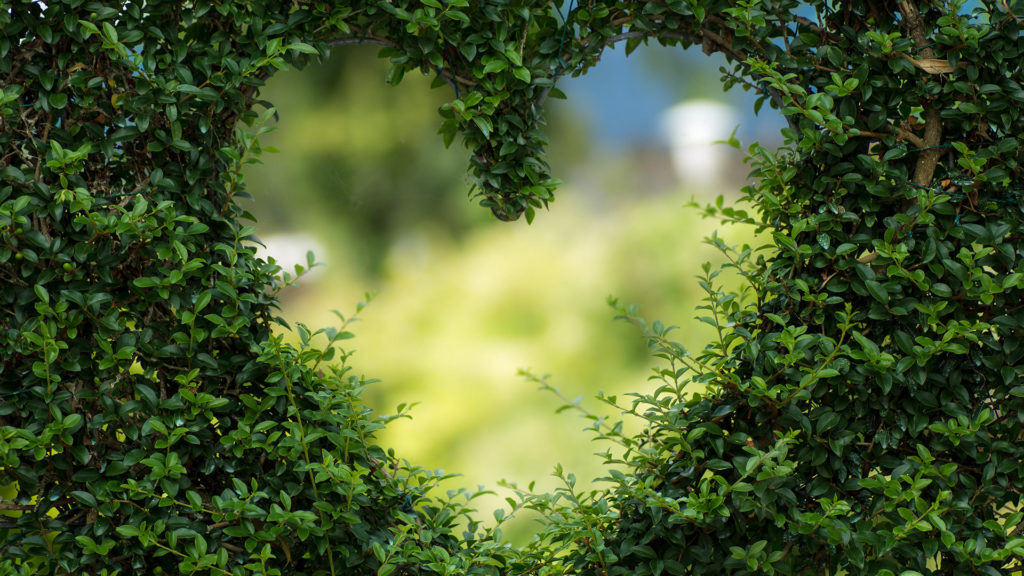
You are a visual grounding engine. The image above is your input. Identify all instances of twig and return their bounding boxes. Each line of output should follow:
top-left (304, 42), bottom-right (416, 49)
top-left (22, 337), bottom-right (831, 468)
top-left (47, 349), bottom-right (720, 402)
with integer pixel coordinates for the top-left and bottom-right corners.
top-left (897, 0), bottom-right (943, 188)
top-left (1002, 0), bottom-right (1023, 23)
top-left (221, 541), bottom-right (244, 553)
top-left (855, 127), bottom-right (926, 149)
top-left (326, 37), bottom-right (396, 49)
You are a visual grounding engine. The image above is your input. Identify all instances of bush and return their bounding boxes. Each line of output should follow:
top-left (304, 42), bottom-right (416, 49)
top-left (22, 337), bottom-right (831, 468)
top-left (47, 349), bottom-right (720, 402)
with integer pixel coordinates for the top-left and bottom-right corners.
top-left (507, 2), bottom-right (1024, 575)
top-left (0, 2), bottom-right (470, 574)
top-left (2, 1), bottom-right (1022, 575)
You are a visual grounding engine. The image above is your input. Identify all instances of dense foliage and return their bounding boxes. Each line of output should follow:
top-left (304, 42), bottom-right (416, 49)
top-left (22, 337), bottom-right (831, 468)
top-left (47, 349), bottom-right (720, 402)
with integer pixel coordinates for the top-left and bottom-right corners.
top-left (2, 1), bottom-right (1023, 576)
top-left (0, 1), bottom-right (474, 574)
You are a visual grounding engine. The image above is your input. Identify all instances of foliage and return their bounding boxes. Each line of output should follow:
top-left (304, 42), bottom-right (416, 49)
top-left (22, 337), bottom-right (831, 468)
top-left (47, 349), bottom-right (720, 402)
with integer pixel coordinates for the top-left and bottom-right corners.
top-left (2, 1), bottom-right (1024, 576)
top-left (0, 1), bottom-right (474, 574)
top-left (498, 2), bottom-right (1024, 575)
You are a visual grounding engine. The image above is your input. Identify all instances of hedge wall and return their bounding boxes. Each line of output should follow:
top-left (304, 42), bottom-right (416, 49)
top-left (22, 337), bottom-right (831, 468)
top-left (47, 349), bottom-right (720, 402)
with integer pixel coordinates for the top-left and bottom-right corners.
top-left (1, 1), bottom-right (1022, 575)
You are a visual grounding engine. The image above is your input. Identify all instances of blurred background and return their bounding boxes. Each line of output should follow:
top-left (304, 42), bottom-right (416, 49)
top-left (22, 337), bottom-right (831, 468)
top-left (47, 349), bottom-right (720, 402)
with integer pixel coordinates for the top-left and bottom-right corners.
top-left (241, 41), bottom-right (784, 542)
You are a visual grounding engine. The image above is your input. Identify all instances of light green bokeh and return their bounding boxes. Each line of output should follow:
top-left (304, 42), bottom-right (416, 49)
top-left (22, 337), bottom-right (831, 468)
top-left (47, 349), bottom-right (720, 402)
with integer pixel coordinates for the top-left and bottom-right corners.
top-left (242, 45), bottom-right (760, 542)
top-left (275, 189), bottom-right (756, 541)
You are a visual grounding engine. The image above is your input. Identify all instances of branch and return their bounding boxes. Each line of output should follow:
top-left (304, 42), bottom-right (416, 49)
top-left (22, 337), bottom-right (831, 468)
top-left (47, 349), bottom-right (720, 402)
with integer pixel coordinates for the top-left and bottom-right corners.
top-left (897, 2), bottom-right (935, 59)
top-left (914, 108), bottom-right (943, 184)
top-left (327, 37), bottom-right (396, 49)
top-left (792, 15), bottom-right (825, 33)
top-left (1002, 0), bottom-right (1023, 23)
top-left (855, 126), bottom-right (926, 149)
top-left (897, 0), bottom-right (944, 188)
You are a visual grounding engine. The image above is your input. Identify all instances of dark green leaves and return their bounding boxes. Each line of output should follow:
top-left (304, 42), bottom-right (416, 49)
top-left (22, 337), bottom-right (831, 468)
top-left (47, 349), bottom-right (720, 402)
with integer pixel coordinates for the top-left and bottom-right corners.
top-left (4, 2), bottom-right (1023, 576)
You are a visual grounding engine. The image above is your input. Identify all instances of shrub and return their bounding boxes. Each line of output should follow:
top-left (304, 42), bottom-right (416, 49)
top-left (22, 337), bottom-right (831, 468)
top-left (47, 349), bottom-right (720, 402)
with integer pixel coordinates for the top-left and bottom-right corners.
top-left (2, 1), bottom-right (1022, 575)
top-left (0, 2), bottom-right (470, 574)
top-left (507, 2), bottom-right (1024, 575)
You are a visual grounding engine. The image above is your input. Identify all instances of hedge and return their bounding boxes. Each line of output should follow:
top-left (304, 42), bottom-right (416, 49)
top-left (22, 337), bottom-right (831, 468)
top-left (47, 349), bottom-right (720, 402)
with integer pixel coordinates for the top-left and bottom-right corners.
top-left (1, 1), bottom-right (1022, 575)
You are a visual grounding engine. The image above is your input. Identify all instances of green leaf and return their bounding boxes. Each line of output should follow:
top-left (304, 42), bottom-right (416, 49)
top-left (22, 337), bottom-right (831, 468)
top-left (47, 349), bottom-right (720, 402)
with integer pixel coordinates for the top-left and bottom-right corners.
top-left (372, 540), bottom-right (386, 563)
top-left (865, 280), bottom-right (889, 304)
top-left (835, 242), bottom-right (858, 256)
top-left (447, 10), bottom-right (470, 23)
top-left (62, 413), bottom-right (83, 431)
top-left (472, 116), bottom-right (492, 138)
top-left (512, 66), bottom-right (531, 83)
top-left (816, 411), bottom-right (840, 433)
top-left (287, 42), bottom-right (319, 55)
top-left (883, 146), bottom-right (907, 161)
top-left (194, 290), bottom-right (211, 313)
top-left (78, 20), bottom-right (100, 37)
top-left (186, 490), bottom-right (202, 510)
top-left (101, 21), bottom-right (117, 43)
top-left (34, 284), bottom-right (49, 304)
top-left (48, 92), bottom-right (68, 109)
top-left (852, 331), bottom-right (880, 357)
top-left (482, 59), bottom-right (507, 74)
top-left (816, 233), bottom-right (830, 250)
top-left (71, 490), bottom-right (98, 507)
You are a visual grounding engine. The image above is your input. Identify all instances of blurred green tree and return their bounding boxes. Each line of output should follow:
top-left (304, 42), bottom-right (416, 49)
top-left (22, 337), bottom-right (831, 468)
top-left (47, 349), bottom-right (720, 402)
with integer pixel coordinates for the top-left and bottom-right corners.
top-left (247, 46), bottom-right (473, 275)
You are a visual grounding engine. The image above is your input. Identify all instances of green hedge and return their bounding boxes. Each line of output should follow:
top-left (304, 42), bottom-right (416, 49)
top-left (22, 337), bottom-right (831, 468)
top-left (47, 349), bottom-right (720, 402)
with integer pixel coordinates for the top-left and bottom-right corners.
top-left (2, 1), bottom-right (1022, 575)
top-left (0, 1), bottom-right (470, 574)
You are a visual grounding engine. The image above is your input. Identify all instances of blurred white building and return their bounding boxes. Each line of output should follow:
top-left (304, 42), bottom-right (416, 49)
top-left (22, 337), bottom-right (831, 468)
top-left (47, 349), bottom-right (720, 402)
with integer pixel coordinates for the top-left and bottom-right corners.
top-left (662, 99), bottom-right (738, 191)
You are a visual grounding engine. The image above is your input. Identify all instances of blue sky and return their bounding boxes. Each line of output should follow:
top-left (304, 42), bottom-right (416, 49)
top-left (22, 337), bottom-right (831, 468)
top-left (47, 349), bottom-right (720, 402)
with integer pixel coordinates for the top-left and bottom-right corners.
top-left (558, 42), bottom-right (788, 148)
